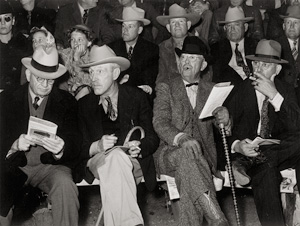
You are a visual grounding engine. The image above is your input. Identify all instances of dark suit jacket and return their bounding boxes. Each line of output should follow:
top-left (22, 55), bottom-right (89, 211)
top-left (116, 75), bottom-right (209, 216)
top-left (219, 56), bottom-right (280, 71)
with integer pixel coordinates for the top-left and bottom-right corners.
top-left (54, 2), bottom-right (114, 48)
top-left (224, 79), bottom-right (300, 147)
top-left (211, 37), bottom-right (258, 86)
top-left (75, 85), bottom-right (159, 191)
top-left (108, 36), bottom-right (159, 101)
top-left (0, 85), bottom-right (81, 215)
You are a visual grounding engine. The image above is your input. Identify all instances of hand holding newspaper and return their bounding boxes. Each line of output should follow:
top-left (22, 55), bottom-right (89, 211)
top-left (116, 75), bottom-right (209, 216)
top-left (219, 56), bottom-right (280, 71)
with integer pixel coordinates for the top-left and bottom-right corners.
top-left (199, 82), bottom-right (234, 119)
top-left (27, 116), bottom-right (58, 146)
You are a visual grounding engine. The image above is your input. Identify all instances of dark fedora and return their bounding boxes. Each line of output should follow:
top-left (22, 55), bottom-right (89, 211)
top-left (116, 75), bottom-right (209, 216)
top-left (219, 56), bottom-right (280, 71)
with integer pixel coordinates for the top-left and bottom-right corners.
top-left (0, 1), bottom-right (13, 15)
top-left (246, 39), bottom-right (288, 64)
top-left (175, 36), bottom-right (212, 62)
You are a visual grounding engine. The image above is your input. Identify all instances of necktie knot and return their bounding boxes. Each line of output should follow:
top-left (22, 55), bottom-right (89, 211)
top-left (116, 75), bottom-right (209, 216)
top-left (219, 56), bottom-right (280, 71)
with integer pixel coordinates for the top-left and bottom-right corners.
top-left (292, 40), bottom-right (298, 60)
top-left (186, 82), bottom-right (199, 87)
top-left (33, 96), bottom-right (40, 110)
top-left (128, 46), bottom-right (133, 60)
top-left (83, 9), bottom-right (89, 24)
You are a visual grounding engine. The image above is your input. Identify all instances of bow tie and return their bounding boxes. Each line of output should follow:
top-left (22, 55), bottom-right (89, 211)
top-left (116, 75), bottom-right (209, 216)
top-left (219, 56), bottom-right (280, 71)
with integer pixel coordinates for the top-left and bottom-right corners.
top-left (186, 82), bottom-right (199, 87)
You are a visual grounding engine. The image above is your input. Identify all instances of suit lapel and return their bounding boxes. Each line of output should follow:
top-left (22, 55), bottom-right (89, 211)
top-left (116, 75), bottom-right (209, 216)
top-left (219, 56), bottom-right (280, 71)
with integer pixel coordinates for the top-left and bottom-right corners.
top-left (171, 77), bottom-right (191, 112)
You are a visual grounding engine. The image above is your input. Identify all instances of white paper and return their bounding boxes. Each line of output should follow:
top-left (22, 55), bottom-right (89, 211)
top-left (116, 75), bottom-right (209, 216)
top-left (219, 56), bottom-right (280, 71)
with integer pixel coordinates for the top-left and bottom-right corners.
top-left (165, 175), bottom-right (180, 200)
top-left (27, 116), bottom-right (57, 145)
top-left (251, 137), bottom-right (280, 146)
top-left (199, 82), bottom-right (234, 119)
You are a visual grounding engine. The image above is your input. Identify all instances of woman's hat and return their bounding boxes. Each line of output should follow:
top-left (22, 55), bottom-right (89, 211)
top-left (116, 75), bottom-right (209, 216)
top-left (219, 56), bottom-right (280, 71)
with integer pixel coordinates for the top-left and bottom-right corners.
top-left (218, 7), bottom-right (253, 25)
top-left (246, 39), bottom-right (288, 64)
top-left (0, 1), bottom-right (13, 15)
top-left (115, 7), bottom-right (150, 26)
top-left (80, 45), bottom-right (130, 71)
top-left (156, 4), bottom-right (201, 26)
top-left (22, 46), bottom-right (67, 79)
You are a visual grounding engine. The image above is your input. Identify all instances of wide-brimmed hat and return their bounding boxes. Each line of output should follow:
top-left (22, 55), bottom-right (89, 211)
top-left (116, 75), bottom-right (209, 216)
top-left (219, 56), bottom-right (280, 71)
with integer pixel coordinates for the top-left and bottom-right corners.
top-left (80, 45), bottom-right (130, 71)
top-left (246, 39), bottom-right (288, 64)
top-left (115, 7), bottom-right (150, 26)
top-left (218, 7), bottom-right (253, 25)
top-left (156, 4), bottom-right (201, 26)
top-left (280, 5), bottom-right (300, 20)
top-left (22, 46), bottom-right (66, 79)
top-left (0, 1), bottom-right (13, 15)
top-left (175, 36), bottom-right (212, 62)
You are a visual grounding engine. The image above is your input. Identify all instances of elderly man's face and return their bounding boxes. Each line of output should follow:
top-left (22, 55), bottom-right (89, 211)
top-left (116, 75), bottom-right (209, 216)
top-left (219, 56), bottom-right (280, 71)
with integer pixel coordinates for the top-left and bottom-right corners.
top-left (178, 53), bottom-right (206, 81)
top-left (27, 71), bottom-right (54, 97)
top-left (230, 0), bottom-right (244, 7)
top-left (167, 18), bottom-right (190, 38)
top-left (225, 21), bottom-right (246, 42)
top-left (122, 21), bottom-right (142, 43)
top-left (89, 63), bottom-right (119, 96)
top-left (0, 13), bottom-right (14, 35)
top-left (283, 18), bottom-right (300, 40)
top-left (252, 61), bottom-right (280, 80)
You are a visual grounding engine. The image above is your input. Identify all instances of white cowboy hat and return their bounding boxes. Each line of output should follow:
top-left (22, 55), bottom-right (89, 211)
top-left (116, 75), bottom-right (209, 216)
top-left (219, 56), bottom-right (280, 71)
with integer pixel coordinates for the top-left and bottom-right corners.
top-left (80, 45), bottom-right (130, 71)
top-left (246, 39), bottom-right (288, 64)
top-left (156, 4), bottom-right (201, 26)
top-left (115, 7), bottom-right (150, 26)
top-left (218, 7), bottom-right (253, 25)
top-left (22, 46), bottom-right (66, 79)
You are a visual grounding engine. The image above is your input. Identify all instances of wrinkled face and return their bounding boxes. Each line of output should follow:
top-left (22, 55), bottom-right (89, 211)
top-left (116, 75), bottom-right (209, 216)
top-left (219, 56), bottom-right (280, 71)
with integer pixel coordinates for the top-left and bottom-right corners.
top-left (167, 18), bottom-right (189, 38)
top-left (225, 21), bottom-right (246, 42)
top-left (118, 0), bottom-right (134, 7)
top-left (0, 13), bottom-right (14, 36)
top-left (78, 0), bottom-right (98, 8)
top-left (283, 18), bottom-right (300, 40)
top-left (27, 71), bottom-right (54, 97)
top-left (32, 31), bottom-right (47, 50)
top-left (122, 21), bottom-right (141, 43)
top-left (289, 0), bottom-right (300, 6)
top-left (178, 53), bottom-right (205, 81)
top-left (70, 31), bottom-right (90, 50)
top-left (230, 0), bottom-right (244, 7)
top-left (89, 63), bottom-right (119, 95)
top-left (252, 61), bottom-right (279, 80)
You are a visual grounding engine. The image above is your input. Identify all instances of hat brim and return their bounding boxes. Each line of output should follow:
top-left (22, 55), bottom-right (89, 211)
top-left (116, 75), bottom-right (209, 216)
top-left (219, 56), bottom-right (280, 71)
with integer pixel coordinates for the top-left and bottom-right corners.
top-left (80, 57), bottom-right (130, 71)
top-left (280, 14), bottom-right (300, 19)
top-left (218, 17), bottom-right (253, 25)
top-left (22, 58), bottom-right (67, 79)
top-left (115, 18), bottom-right (151, 26)
top-left (156, 13), bottom-right (201, 26)
top-left (245, 55), bottom-right (288, 64)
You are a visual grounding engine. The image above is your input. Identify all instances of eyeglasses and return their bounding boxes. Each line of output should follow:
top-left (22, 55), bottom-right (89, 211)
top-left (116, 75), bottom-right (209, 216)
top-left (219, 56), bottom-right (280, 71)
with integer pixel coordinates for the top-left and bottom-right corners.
top-left (0, 16), bottom-right (12, 23)
top-left (252, 61), bottom-right (274, 70)
top-left (180, 55), bottom-right (203, 62)
top-left (34, 75), bottom-right (54, 85)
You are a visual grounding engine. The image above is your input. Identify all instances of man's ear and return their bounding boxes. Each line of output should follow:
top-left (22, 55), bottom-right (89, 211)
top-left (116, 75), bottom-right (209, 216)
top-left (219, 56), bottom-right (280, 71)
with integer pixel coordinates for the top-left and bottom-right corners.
top-left (275, 64), bottom-right (282, 75)
top-left (166, 24), bottom-right (171, 33)
top-left (187, 20), bottom-right (192, 30)
top-left (87, 41), bottom-right (92, 47)
top-left (138, 26), bottom-right (143, 35)
top-left (200, 60), bottom-right (208, 71)
top-left (244, 23), bottom-right (249, 32)
top-left (282, 22), bottom-right (286, 31)
top-left (112, 67), bottom-right (121, 81)
top-left (25, 69), bottom-right (31, 82)
top-left (12, 16), bottom-right (15, 26)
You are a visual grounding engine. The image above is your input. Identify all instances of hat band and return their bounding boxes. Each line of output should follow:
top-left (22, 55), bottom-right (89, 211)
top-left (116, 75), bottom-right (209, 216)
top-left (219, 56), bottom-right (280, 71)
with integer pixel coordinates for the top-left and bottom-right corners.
top-left (31, 58), bottom-right (59, 73)
top-left (254, 54), bottom-right (280, 61)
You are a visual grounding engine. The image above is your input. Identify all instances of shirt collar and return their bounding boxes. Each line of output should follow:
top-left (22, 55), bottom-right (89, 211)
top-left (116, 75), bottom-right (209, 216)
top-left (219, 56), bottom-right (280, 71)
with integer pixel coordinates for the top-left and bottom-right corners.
top-left (78, 3), bottom-right (85, 17)
top-left (288, 38), bottom-right (299, 48)
top-left (28, 86), bottom-right (44, 105)
top-left (126, 42), bottom-right (137, 52)
top-left (230, 38), bottom-right (245, 52)
top-left (98, 84), bottom-right (119, 105)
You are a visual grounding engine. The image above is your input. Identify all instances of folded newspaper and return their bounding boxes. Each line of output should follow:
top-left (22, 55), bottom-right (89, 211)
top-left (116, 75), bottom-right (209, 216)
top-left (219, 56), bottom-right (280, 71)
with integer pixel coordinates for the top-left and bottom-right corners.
top-left (27, 116), bottom-right (58, 145)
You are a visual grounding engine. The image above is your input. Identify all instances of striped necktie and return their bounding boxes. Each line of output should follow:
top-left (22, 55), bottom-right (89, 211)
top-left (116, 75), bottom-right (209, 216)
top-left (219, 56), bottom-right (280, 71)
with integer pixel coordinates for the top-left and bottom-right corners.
top-left (292, 40), bottom-right (298, 60)
top-left (83, 9), bottom-right (89, 24)
top-left (128, 46), bottom-right (133, 60)
top-left (260, 97), bottom-right (270, 138)
top-left (235, 43), bottom-right (251, 77)
top-left (105, 96), bottom-right (117, 121)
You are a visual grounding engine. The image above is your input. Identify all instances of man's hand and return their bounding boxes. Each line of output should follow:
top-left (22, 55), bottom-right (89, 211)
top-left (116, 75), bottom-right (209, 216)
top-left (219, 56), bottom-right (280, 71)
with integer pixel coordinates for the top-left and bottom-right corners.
top-left (250, 73), bottom-right (278, 99)
top-left (178, 134), bottom-right (201, 159)
top-left (40, 135), bottom-right (65, 155)
top-left (138, 85), bottom-right (153, 94)
top-left (212, 106), bottom-right (230, 127)
top-left (124, 140), bottom-right (141, 158)
top-left (234, 139), bottom-right (259, 157)
top-left (98, 134), bottom-right (118, 153)
top-left (15, 134), bottom-right (36, 151)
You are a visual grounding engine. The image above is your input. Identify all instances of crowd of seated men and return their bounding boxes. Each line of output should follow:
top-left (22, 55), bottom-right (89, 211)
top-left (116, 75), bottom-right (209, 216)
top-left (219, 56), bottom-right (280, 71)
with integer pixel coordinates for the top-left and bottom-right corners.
top-left (0, 0), bottom-right (300, 226)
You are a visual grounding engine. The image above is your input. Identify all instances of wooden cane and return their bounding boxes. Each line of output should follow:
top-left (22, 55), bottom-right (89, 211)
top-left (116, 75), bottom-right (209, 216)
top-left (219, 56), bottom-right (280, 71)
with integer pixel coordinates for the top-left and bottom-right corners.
top-left (219, 123), bottom-right (241, 226)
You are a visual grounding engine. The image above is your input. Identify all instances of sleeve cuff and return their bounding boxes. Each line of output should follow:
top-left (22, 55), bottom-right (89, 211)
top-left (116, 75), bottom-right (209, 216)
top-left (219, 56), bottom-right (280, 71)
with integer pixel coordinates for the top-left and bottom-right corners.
top-left (231, 140), bottom-right (240, 154)
top-left (269, 92), bottom-right (284, 112)
top-left (89, 141), bottom-right (99, 157)
top-left (173, 132), bottom-right (185, 146)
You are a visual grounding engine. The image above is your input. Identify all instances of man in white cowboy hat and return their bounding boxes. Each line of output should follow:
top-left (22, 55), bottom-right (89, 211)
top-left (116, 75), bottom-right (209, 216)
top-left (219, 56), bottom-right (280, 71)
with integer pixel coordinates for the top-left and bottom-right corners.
top-left (75, 45), bottom-right (159, 226)
top-left (153, 36), bottom-right (230, 226)
top-left (275, 5), bottom-right (300, 106)
top-left (224, 39), bottom-right (300, 226)
top-left (155, 3), bottom-right (202, 85)
top-left (211, 6), bottom-right (258, 87)
top-left (0, 45), bottom-right (81, 226)
top-left (108, 6), bottom-right (159, 105)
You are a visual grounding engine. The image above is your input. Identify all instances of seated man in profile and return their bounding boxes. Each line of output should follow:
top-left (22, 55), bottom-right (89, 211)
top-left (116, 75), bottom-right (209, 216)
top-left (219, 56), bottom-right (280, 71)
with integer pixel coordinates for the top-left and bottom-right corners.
top-left (75, 45), bottom-right (159, 226)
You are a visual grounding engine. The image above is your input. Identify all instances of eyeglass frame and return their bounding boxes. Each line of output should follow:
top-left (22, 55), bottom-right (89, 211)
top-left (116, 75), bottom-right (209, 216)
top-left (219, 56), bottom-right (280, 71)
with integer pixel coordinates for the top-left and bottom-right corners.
top-left (251, 61), bottom-right (274, 71)
top-left (179, 54), bottom-right (204, 62)
top-left (33, 74), bottom-right (55, 85)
